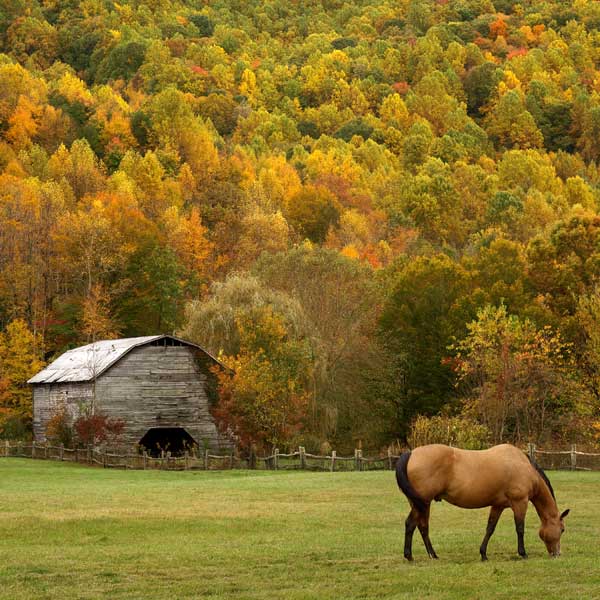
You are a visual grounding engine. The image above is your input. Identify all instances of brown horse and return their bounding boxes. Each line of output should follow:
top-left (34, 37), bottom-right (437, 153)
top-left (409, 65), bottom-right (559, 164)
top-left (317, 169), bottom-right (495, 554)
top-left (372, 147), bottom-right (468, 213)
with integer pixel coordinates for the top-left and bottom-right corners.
top-left (396, 444), bottom-right (570, 561)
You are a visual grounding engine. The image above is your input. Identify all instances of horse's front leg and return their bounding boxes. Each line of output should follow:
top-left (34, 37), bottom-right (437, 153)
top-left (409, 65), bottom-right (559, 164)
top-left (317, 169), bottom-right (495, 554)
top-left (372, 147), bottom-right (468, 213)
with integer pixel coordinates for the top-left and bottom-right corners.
top-left (511, 500), bottom-right (529, 558)
top-left (480, 506), bottom-right (504, 561)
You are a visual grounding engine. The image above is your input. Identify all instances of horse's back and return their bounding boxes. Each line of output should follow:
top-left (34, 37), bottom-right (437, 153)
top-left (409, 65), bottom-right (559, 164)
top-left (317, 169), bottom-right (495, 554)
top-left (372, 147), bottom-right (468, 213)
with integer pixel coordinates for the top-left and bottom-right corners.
top-left (406, 444), bottom-right (535, 509)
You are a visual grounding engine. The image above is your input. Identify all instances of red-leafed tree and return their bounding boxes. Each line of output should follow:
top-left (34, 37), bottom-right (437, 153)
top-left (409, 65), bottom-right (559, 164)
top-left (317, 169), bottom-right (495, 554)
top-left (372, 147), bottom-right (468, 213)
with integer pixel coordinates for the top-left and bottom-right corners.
top-left (74, 412), bottom-right (125, 447)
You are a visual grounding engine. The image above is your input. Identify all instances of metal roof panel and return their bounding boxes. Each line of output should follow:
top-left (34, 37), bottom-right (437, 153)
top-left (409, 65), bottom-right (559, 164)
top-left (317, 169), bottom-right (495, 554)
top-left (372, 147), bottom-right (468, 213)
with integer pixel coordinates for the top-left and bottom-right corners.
top-left (28, 336), bottom-right (165, 384)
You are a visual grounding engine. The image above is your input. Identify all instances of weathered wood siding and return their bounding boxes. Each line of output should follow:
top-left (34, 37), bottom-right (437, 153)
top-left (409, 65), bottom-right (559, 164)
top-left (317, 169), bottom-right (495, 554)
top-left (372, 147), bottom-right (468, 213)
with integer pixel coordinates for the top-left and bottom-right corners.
top-left (94, 344), bottom-right (230, 449)
top-left (33, 344), bottom-right (231, 450)
top-left (33, 383), bottom-right (93, 442)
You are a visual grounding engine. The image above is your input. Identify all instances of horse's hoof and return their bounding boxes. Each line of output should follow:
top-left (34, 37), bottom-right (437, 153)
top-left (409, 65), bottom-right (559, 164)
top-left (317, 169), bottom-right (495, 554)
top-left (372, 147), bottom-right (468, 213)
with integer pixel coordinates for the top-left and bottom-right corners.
top-left (404, 555), bottom-right (414, 562)
top-left (481, 554), bottom-right (488, 562)
top-left (519, 553), bottom-right (528, 559)
top-left (430, 553), bottom-right (439, 559)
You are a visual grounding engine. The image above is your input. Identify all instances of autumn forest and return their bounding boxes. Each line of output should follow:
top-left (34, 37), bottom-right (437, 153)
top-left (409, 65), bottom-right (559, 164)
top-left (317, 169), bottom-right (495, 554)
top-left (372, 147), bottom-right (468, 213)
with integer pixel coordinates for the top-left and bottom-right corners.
top-left (2, 0), bottom-right (600, 452)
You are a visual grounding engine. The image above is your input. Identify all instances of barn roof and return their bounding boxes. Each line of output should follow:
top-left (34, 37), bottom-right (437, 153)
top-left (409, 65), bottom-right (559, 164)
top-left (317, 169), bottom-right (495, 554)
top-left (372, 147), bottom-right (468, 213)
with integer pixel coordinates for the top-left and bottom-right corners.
top-left (28, 335), bottom-right (221, 384)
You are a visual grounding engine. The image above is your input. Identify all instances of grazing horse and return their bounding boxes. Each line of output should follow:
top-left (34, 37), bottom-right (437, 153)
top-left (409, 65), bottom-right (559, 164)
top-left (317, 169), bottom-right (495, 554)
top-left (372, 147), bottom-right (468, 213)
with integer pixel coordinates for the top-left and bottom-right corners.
top-left (396, 444), bottom-right (570, 561)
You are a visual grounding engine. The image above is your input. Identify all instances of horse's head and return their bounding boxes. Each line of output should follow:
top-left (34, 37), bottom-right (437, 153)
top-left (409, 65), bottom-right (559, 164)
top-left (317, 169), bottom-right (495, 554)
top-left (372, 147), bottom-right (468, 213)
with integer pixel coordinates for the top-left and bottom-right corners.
top-left (539, 509), bottom-right (570, 557)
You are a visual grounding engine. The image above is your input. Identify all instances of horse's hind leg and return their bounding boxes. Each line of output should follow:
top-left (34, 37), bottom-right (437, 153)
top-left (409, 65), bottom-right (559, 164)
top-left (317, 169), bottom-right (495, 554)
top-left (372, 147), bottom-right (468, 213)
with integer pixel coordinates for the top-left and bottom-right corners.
top-left (417, 504), bottom-right (438, 559)
top-left (404, 504), bottom-right (437, 561)
top-left (404, 508), bottom-right (418, 561)
top-left (479, 506), bottom-right (504, 561)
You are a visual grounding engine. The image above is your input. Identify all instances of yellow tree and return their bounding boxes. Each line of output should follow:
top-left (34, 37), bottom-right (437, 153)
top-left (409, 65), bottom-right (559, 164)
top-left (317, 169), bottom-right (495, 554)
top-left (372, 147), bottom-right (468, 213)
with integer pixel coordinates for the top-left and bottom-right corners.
top-left (47, 140), bottom-right (106, 200)
top-left (453, 305), bottom-right (584, 444)
top-left (0, 319), bottom-right (45, 432)
top-left (236, 206), bottom-right (289, 268)
top-left (81, 283), bottom-right (121, 343)
top-left (0, 175), bottom-right (67, 334)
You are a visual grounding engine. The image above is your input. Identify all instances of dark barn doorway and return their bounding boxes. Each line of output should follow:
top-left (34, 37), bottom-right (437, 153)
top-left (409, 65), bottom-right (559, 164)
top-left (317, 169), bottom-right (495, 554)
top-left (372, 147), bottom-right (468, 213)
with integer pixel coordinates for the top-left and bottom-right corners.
top-left (139, 427), bottom-right (197, 456)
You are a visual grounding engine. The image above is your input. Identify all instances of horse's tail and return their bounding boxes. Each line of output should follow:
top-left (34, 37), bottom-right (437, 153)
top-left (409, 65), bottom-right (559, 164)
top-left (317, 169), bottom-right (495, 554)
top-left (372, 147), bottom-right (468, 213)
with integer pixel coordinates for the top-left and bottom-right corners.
top-left (395, 451), bottom-right (428, 512)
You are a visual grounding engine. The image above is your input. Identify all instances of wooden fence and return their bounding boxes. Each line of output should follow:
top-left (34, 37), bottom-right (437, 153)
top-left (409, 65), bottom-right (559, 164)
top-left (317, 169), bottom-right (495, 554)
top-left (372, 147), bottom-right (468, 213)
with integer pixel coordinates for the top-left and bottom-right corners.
top-left (527, 444), bottom-right (600, 471)
top-left (3, 441), bottom-right (600, 472)
top-left (0, 441), bottom-right (399, 472)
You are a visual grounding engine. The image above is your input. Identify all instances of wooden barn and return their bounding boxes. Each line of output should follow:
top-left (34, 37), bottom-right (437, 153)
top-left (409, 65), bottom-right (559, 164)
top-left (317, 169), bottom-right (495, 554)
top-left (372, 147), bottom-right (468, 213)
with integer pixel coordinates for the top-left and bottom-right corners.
top-left (28, 335), bottom-right (232, 454)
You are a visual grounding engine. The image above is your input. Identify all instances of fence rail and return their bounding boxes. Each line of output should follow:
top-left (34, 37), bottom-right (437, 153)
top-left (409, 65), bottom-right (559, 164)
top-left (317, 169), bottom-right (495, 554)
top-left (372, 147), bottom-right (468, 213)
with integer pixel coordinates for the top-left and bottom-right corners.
top-left (0, 441), bottom-right (402, 472)
top-left (2, 441), bottom-right (600, 472)
top-left (527, 443), bottom-right (600, 471)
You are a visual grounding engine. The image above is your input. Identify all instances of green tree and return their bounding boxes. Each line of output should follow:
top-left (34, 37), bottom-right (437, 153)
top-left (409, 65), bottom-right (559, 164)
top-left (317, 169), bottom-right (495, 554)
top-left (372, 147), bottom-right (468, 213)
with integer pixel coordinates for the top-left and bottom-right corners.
top-left (94, 41), bottom-right (148, 83)
top-left (469, 238), bottom-right (529, 313)
top-left (527, 213), bottom-right (600, 317)
top-left (485, 90), bottom-right (544, 150)
top-left (379, 254), bottom-right (475, 435)
top-left (285, 185), bottom-right (341, 243)
top-left (116, 243), bottom-right (185, 335)
top-left (179, 274), bottom-right (306, 357)
top-left (198, 94), bottom-right (239, 136)
top-left (463, 62), bottom-right (499, 116)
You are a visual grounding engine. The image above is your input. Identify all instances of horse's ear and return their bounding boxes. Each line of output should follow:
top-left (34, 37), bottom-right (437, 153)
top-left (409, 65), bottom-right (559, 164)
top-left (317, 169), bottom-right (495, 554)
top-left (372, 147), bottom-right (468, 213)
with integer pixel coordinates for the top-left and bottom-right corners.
top-left (560, 509), bottom-right (570, 520)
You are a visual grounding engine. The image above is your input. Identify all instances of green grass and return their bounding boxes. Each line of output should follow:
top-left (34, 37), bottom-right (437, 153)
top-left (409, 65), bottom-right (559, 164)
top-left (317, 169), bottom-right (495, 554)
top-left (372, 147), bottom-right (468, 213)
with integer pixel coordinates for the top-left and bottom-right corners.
top-left (0, 459), bottom-right (599, 600)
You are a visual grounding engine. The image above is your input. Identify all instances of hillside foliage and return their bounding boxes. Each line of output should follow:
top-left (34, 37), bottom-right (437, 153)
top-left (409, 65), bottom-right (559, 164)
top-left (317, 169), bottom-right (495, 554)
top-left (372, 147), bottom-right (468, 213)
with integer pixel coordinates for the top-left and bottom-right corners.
top-left (2, 0), bottom-right (600, 449)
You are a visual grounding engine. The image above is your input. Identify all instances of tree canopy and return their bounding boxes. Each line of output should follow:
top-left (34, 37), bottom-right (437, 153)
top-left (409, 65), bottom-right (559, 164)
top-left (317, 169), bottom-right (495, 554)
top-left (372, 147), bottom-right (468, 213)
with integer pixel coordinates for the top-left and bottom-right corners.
top-left (2, 0), bottom-right (600, 449)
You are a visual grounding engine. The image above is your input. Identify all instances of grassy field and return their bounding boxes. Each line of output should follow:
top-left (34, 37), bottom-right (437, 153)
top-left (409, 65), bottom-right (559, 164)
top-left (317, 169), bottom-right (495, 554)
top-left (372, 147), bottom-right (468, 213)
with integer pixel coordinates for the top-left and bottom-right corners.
top-left (1, 459), bottom-right (599, 600)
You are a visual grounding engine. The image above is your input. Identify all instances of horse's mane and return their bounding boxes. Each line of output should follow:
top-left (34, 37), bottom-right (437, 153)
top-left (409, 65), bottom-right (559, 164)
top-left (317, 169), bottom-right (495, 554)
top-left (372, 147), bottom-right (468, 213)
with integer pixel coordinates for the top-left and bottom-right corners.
top-left (528, 455), bottom-right (555, 500)
top-left (395, 451), bottom-right (428, 512)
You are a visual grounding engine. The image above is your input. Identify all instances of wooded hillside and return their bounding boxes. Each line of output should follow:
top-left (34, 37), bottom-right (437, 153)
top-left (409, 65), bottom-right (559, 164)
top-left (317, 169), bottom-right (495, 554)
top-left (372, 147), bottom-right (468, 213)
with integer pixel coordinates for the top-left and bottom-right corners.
top-left (2, 0), bottom-right (600, 450)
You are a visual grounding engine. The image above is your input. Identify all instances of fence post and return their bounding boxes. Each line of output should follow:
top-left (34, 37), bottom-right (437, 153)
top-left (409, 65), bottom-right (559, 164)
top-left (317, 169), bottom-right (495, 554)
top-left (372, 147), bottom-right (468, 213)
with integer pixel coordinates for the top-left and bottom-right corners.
top-left (32, 441), bottom-right (36, 459)
top-left (330, 450), bottom-right (336, 473)
top-left (273, 448), bottom-right (279, 470)
top-left (17, 440), bottom-right (22, 456)
top-left (143, 451), bottom-right (148, 470)
top-left (299, 446), bottom-right (306, 470)
top-left (59, 443), bottom-right (64, 461)
top-left (571, 444), bottom-right (577, 471)
top-left (527, 443), bottom-right (535, 461)
top-left (388, 447), bottom-right (393, 470)
top-left (204, 448), bottom-right (209, 471)
top-left (4, 440), bottom-right (9, 457)
top-left (355, 448), bottom-right (362, 471)
top-left (229, 451), bottom-right (234, 470)
top-left (184, 451), bottom-right (189, 471)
